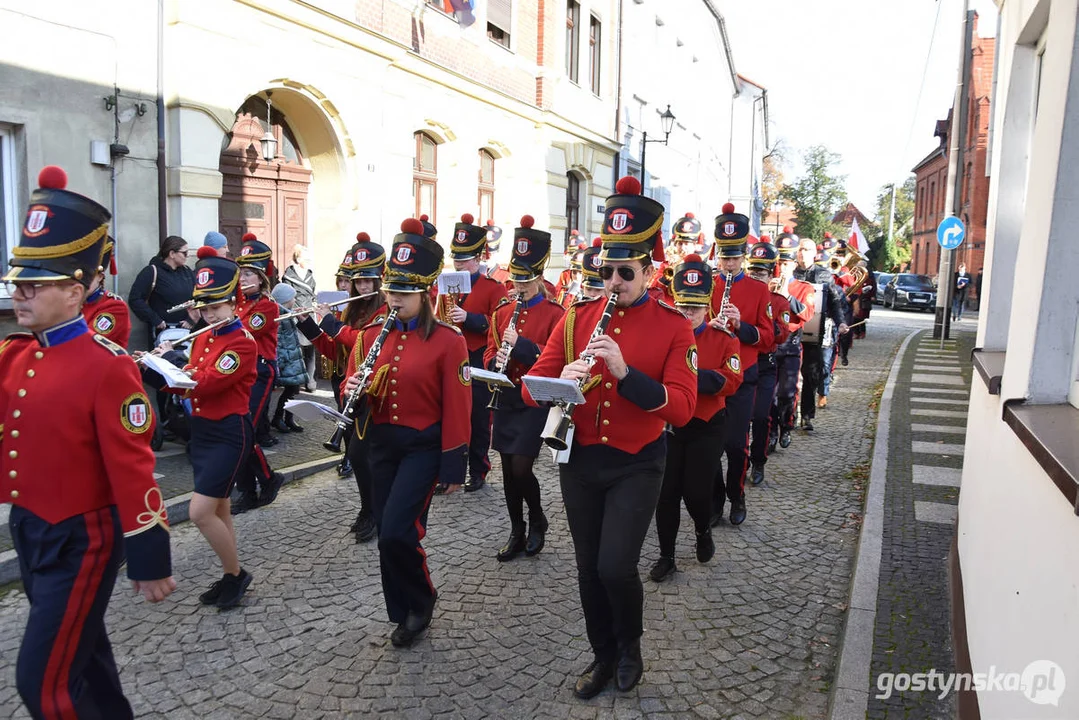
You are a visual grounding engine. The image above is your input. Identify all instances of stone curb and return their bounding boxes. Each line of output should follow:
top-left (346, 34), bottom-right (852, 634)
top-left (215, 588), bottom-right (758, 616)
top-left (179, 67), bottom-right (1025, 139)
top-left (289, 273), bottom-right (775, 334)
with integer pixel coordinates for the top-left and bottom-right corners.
top-left (0, 455), bottom-right (341, 587)
top-left (828, 328), bottom-right (922, 720)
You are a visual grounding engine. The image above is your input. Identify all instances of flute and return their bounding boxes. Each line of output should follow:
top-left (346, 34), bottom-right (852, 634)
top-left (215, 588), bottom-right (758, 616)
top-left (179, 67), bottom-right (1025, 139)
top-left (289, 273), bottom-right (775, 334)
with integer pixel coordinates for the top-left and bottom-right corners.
top-left (274, 292), bottom-right (378, 322)
top-left (135, 318), bottom-right (232, 364)
top-left (166, 299), bottom-right (195, 313)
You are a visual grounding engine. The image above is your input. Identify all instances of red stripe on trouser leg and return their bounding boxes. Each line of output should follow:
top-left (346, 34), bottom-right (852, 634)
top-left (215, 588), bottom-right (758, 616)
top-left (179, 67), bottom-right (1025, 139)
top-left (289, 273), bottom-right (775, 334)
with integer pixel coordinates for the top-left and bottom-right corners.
top-left (414, 483), bottom-right (438, 594)
top-left (42, 509), bottom-right (113, 720)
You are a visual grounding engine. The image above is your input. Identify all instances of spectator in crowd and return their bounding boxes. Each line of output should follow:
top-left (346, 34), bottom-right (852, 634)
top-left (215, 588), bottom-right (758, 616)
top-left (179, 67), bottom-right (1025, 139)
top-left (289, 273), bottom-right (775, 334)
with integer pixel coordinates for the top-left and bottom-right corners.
top-left (269, 283), bottom-right (309, 434)
top-left (129, 235), bottom-right (196, 345)
top-left (953, 263), bottom-right (971, 321)
top-left (283, 244), bottom-right (317, 391)
top-left (203, 231), bottom-right (231, 258)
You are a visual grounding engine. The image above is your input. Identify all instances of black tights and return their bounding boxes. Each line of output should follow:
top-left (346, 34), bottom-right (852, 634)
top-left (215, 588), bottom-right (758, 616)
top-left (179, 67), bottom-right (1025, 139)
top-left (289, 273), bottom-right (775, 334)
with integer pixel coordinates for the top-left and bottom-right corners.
top-left (500, 453), bottom-right (544, 526)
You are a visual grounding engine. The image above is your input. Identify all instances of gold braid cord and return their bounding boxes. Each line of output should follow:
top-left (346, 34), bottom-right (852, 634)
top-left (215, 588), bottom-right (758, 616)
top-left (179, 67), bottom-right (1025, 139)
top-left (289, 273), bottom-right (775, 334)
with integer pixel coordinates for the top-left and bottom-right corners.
top-left (563, 306), bottom-right (578, 366)
top-left (14, 224), bottom-right (107, 259)
top-left (600, 216), bottom-right (664, 246)
top-left (385, 269), bottom-right (439, 286)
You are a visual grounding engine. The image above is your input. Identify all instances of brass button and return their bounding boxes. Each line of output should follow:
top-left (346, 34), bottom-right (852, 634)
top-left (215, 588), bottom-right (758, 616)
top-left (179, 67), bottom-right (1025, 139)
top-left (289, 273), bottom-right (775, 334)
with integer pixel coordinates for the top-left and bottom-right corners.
top-left (34, 351), bottom-right (43, 359)
top-left (392, 415), bottom-right (399, 422)
top-left (603, 401), bottom-right (611, 408)
top-left (401, 334), bottom-right (408, 340)
top-left (392, 367), bottom-right (399, 373)
top-left (601, 436), bottom-right (609, 443)
top-left (391, 391), bottom-right (398, 397)
top-left (11, 430), bottom-right (18, 439)
top-left (618, 311), bottom-right (625, 317)
top-left (195, 407), bottom-right (201, 413)
top-left (9, 490), bottom-right (18, 499)
top-left (391, 379), bottom-right (398, 385)
top-left (614, 328), bottom-right (622, 334)
top-left (393, 356), bottom-right (400, 362)
top-left (605, 382), bottom-right (612, 389)
top-left (209, 338), bottom-right (215, 343)
top-left (8, 470), bottom-right (15, 479)
top-left (392, 403), bottom-right (398, 409)
top-left (12, 410), bottom-right (20, 419)
top-left (203, 348), bottom-right (210, 354)
top-left (397, 345), bottom-right (403, 351)
top-left (8, 450), bottom-right (16, 459)
top-left (26, 370), bottom-right (34, 378)
top-left (602, 419), bottom-right (610, 426)
top-left (17, 389), bottom-right (26, 398)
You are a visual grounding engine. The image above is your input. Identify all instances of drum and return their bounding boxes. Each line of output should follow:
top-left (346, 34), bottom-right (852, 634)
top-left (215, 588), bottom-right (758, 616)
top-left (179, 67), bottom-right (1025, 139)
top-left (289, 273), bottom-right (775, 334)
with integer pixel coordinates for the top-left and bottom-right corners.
top-left (800, 283), bottom-right (825, 344)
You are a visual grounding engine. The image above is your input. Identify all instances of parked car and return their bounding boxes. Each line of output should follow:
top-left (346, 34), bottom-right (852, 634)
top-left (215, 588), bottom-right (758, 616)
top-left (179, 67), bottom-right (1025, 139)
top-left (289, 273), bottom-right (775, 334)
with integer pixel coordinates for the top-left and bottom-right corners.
top-left (874, 272), bottom-right (894, 304)
top-left (883, 273), bottom-right (937, 311)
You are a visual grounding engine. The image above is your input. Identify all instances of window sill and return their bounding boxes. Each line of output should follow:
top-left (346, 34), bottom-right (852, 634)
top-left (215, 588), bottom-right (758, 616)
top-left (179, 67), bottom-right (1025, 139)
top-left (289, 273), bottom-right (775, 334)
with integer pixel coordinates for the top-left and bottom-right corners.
top-left (971, 348), bottom-right (1005, 395)
top-left (1002, 399), bottom-right (1079, 515)
top-left (488, 38), bottom-right (513, 53)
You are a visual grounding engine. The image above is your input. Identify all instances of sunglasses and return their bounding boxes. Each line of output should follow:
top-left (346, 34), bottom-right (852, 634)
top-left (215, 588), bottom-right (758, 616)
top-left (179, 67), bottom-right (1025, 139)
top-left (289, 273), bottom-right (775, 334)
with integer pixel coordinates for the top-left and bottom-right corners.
top-left (598, 265), bottom-right (637, 282)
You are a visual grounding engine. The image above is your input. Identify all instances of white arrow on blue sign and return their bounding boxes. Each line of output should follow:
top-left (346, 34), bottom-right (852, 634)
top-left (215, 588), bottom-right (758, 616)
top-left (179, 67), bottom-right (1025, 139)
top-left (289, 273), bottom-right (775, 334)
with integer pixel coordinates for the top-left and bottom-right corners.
top-left (937, 216), bottom-right (966, 250)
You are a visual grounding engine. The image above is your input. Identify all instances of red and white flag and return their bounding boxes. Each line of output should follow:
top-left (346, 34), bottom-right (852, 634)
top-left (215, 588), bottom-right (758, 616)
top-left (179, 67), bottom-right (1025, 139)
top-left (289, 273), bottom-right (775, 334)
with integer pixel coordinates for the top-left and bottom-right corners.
top-left (848, 217), bottom-right (868, 257)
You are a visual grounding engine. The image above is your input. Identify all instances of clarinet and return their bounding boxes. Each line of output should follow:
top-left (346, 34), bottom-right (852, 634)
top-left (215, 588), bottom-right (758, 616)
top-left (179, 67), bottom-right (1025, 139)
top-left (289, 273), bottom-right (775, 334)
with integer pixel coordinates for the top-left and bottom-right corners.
top-left (487, 295), bottom-right (525, 411)
top-left (323, 309), bottom-right (399, 452)
top-left (542, 292), bottom-right (618, 451)
top-left (717, 270), bottom-right (735, 335)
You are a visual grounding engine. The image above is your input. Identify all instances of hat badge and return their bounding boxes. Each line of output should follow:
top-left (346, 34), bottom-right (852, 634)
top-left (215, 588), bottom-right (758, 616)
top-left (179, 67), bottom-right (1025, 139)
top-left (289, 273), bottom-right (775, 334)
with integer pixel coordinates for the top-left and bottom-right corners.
top-left (241, 245), bottom-right (253, 256)
top-left (25, 205), bottom-right (53, 237)
top-left (344, 252), bottom-right (354, 264)
top-left (196, 268), bottom-right (214, 288)
top-left (681, 221), bottom-right (693, 232)
top-left (609, 209), bottom-right (633, 233)
top-left (516, 239), bottom-right (530, 255)
top-left (395, 245), bottom-right (414, 264)
top-left (723, 222), bottom-right (736, 237)
top-left (753, 246), bottom-right (766, 257)
top-left (590, 255), bottom-right (602, 269)
top-left (684, 269), bottom-right (703, 286)
top-left (456, 230), bottom-right (468, 242)
top-left (356, 250), bottom-right (367, 261)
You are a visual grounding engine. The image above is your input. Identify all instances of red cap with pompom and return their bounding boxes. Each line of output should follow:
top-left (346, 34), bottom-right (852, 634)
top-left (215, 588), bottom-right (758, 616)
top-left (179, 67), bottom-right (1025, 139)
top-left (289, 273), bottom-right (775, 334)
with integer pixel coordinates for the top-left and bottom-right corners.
top-left (460, 213), bottom-right (474, 224)
top-left (242, 232), bottom-right (257, 242)
top-left (615, 175), bottom-right (642, 195)
top-left (600, 176), bottom-right (665, 261)
top-left (356, 231), bottom-right (370, 242)
top-left (510, 215), bottom-right (552, 280)
top-left (401, 218), bottom-right (425, 235)
top-left (519, 215), bottom-right (535, 229)
top-left (684, 253), bottom-right (703, 263)
top-left (450, 213), bottom-right (486, 259)
top-left (38, 166), bottom-right (68, 190)
top-left (197, 245), bottom-right (218, 260)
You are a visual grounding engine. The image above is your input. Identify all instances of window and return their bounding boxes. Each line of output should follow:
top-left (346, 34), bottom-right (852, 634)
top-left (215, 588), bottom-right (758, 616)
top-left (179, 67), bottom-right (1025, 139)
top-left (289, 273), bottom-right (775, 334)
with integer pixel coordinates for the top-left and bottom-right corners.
top-left (565, 172), bottom-right (580, 247)
top-left (413, 132), bottom-right (438, 220)
top-left (589, 15), bottom-right (602, 95)
top-left (425, 0), bottom-right (459, 20)
top-left (478, 150), bottom-right (496, 224)
top-left (566, 1), bottom-right (580, 83)
top-left (0, 124), bottom-right (19, 300)
top-left (488, 0), bottom-right (512, 48)
top-left (929, 182), bottom-right (936, 221)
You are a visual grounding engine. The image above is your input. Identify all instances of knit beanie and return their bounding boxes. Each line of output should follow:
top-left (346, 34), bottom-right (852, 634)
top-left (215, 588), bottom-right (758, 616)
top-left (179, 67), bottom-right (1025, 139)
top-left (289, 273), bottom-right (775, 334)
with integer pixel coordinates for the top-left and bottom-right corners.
top-left (271, 282), bottom-right (296, 305)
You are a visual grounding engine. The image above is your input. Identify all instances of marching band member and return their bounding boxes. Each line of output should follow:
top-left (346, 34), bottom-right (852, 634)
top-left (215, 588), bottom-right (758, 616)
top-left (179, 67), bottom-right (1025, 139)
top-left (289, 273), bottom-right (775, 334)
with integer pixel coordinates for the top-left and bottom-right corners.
top-left (650, 255), bottom-right (741, 583)
top-left (343, 218), bottom-right (471, 648)
top-left (745, 240), bottom-right (790, 486)
top-left (577, 238), bottom-right (607, 300)
top-left (709, 204), bottom-right (774, 526)
top-left (555, 235), bottom-right (587, 308)
top-left (446, 213), bottom-right (508, 492)
top-left (2, 167), bottom-right (174, 717)
top-left (232, 234), bottom-right (284, 514)
top-left (484, 216), bottom-right (565, 561)
top-left (794, 237), bottom-right (849, 430)
top-left (769, 230), bottom-right (815, 450)
top-left (482, 219), bottom-right (513, 286)
top-left (160, 248), bottom-right (257, 609)
top-left (524, 176), bottom-right (697, 699)
top-left (81, 236), bottom-right (132, 347)
top-left (298, 236), bottom-right (388, 542)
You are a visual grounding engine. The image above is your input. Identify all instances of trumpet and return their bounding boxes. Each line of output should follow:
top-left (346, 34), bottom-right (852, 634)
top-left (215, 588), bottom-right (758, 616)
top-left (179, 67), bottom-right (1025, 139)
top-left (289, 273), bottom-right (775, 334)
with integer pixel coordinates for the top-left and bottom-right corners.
top-left (542, 292), bottom-right (618, 451)
top-left (488, 295), bottom-right (525, 410)
top-left (274, 292), bottom-right (378, 322)
top-left (323, 309), bottom-right (398, 453)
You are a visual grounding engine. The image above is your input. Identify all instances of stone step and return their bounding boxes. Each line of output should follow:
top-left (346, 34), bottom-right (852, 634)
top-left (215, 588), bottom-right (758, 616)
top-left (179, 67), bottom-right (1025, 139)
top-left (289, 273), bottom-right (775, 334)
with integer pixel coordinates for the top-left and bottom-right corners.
top-left (913, 465), bottom-right (963, 487)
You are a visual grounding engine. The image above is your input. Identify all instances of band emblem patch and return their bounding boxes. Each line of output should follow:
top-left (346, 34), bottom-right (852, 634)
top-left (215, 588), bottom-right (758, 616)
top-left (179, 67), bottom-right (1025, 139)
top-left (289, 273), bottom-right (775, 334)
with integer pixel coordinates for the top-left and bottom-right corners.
top-left (249, 313), bottom-right (266, 330)
top-left (686, 347), bottom-right (698, 374)
top-left (766, 304), bottom-right (774, 319)
top-left (783, 311), bottom-right (791, 324)
top-left (458, 360), bottom-right (472, 386)
top-left (216, 351), bottom-right (240, 375)
top-left (121, 393), bottom-right (152, 434)
top-left (94, 313), bottom-right (115, 334)
top-left (728, 355), bottom-right (741, 374)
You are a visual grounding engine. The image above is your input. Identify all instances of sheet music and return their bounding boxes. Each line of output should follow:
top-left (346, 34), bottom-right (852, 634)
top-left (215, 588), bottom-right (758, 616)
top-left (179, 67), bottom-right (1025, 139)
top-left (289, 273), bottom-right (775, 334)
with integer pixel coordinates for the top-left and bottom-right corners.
top-left (521, 376), bottom-right (586, 405)
top-left (140, 354), bottom-right (197, 389)
top-left (316, 290), bottom-right (349, 305)
top-left (284, 400), bottom-right (350, 424)
top-left (470, 368), bottom-right (515, 388)
top-left (437, 271), bottom-right (472, 295)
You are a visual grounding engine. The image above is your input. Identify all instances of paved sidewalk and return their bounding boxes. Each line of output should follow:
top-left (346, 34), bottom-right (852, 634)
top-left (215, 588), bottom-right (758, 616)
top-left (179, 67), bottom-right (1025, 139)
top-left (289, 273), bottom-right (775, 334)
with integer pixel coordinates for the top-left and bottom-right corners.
top-left (0, 316), bottom-right (920, 718)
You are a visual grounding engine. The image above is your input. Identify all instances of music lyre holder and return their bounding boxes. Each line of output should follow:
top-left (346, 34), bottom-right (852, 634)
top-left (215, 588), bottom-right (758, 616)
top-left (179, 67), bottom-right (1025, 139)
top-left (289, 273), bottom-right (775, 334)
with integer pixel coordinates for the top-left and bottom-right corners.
top-left (521, 376), bottom-right (586, 406)
top-left (437, 271), bottom-right (472, 296)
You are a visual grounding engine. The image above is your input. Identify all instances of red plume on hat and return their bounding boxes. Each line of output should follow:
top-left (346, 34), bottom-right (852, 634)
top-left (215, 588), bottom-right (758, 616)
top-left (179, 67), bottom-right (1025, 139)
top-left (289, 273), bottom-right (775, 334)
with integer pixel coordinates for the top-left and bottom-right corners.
top-left (242, 232), bottom-right (257, 242)
top-left (592, 237), bottom-right (602, 248)
top-left (520, 215), bottom-right (535, 228)
top-left (419, 214), bottom-right (429, 222)
top-left (615, 175), bottom-right (642, 195)
top-left (356, 232), bottom-right (370, 242)
top-left (401, 218), bottom-right (425, 235)
top-left (460, 213), bottom-right (474, 224)
top-left (684, 253), bottom-right (703, 263)
top-left (196, 246), bottom-right (218, 260)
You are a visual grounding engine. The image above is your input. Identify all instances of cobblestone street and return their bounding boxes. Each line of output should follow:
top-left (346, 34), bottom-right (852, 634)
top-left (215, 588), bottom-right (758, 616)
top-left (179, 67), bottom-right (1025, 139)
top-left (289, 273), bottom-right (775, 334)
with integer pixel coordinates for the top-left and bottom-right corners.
top-left (0, 311), bottom-right (932, 719)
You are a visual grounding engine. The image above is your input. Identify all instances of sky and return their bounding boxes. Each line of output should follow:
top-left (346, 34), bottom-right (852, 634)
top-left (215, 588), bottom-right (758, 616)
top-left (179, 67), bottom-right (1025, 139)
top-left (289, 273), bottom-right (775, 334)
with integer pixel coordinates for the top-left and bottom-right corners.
top-left (720, 0), bottom-right (999, 221)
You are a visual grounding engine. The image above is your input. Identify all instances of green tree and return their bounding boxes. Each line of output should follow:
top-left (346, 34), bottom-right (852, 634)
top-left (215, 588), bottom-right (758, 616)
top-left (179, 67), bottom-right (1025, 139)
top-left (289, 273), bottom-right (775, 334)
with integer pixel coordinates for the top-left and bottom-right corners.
top-left (780, 145), bottom-right (848, 241)
top-left (869, 177), bottom-right (916, 272)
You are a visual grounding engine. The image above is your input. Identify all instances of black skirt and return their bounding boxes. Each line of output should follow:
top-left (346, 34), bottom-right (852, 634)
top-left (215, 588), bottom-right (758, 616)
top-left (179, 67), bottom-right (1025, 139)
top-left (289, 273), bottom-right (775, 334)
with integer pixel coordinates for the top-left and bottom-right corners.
top-left (491, 403), bottom-right (548, 458)
top-left (189, 414), bottom-right (254, 498)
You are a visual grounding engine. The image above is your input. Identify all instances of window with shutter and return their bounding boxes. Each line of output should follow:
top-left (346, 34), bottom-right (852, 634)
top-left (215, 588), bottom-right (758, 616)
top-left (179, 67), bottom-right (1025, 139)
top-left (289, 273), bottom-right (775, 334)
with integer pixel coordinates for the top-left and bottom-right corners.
top-left (488, 0), bottom-right (512, 48)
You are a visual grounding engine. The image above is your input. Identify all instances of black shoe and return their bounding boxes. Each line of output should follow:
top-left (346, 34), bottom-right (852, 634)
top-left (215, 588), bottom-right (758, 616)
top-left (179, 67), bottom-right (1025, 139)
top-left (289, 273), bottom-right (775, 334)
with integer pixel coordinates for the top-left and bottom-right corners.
top-left (615, 639), bottom-right (644, 692)
top-left (525, 515), bottom-right (548, 556)
top-left (750, 463), bottom-right (765, 486)
top-left (199, 575), bottom-right (227, 605)
top-left (284, 412), bottom-right (304, 432)
top-left (729, 499), bottom-right (746, 526)
top-left (257, 434), bottom-right (278, 447)
top-left (695, 530), bottom-right (715, 563)
top-left (434, 482), bottom-right (448, 495)
top-left (841, 356), bottom-right (849, 367)
top-left (464, 475), bottom-right (486, 492)
top-left (231, 492), bottom-right (259, 515)
top-left (573, 658), bottom-right (615, 699)
top-left (259, 472), bottom-right (284, 507)
top-left (390, 593), bottom-right (436, 648)
top-left (768, 437), bottom-right (778, 454)
top-left (353, 513), bottom-right (377, 543)
top-left (336, 459), bottom-right (353, 478)
top-left (779, 430), bottom-right (792, 448)
top-left (709, 511), bottom-right (723, 528)
top-left (497, 523), bottom-right (526, 562)
top-left (215, 569), bottom-right (252, 609)
top-left (801, 418), bottom-right (814, 432)
top-left (271, 416), bottom-right (291, 433)
top-left (649, 556), bottom-right (676, 582)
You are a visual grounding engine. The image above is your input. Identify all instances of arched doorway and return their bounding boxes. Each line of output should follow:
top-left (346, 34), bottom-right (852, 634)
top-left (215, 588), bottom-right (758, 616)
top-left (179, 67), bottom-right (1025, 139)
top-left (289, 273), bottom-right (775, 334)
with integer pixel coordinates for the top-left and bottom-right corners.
top-left (219, 94), bottom-right (312, 266)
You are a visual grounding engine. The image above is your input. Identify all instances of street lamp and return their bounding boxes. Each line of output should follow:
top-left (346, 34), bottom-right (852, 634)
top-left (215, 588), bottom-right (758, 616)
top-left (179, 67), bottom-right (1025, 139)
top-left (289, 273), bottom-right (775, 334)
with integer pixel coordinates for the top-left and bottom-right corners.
top-left (260, 92), bottom-right (277, 163)
top-left (640, 104), bottom-right (676, 191)
top-left (772, 200), bottom-right (783, 236)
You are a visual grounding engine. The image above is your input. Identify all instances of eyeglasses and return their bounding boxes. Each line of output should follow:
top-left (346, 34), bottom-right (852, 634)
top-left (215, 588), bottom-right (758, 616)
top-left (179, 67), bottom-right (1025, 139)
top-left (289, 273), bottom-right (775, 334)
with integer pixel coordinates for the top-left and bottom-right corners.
top-left (5, 281), bottom-right (75, 299)
top-left (173, 249), bottom-right (189, 257)
top-left (598, 265), bottom-right (637, 282)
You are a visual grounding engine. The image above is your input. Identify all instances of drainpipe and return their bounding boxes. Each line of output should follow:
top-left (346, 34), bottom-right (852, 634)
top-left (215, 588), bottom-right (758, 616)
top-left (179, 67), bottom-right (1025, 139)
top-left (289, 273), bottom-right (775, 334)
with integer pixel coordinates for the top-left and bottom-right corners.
top-left (614, 0), bottom-right (625, 183)
top-left (156, 0), bottom-right (168, 247)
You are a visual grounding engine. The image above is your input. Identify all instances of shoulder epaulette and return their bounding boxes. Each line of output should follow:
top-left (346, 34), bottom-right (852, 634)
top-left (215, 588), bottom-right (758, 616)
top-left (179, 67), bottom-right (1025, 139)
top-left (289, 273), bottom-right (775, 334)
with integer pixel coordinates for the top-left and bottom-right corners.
top-left (106, 291), bottom-right (126, 301)
top-left (361, 316), bottom-right (388, 332)
top-left (242, 329), bottom-right (255, 341)
top-left (436, 321), bottom-right (463, 335)
top-left (494, 296), bottom-right (512, 311)
top-left (91, 334), bottom-right (127, 356)
top-left (0, 333), bottom-right (32, 360)
top-left (656, 300), bottom-right (684, 316)
top-left (570, 295), bottom-right (601, 308)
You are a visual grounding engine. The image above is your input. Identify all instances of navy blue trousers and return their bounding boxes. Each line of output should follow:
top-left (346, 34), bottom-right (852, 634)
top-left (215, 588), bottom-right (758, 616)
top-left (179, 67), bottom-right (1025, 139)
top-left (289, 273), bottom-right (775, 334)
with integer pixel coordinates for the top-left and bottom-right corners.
top-left (772, 349), bottom-right (802, 435)
top-left (238, 359), bottom-right (275, 497)
top-left (715, 363), bottom-right (758, 509)
top-left (11, 506), bottom-right (132, 720)
top-left (750, 355), bottom-right (779, 465)
top-left (367, 423), bottom-right (441, 624)
top-left (466, 347), bottom-right (492, 482)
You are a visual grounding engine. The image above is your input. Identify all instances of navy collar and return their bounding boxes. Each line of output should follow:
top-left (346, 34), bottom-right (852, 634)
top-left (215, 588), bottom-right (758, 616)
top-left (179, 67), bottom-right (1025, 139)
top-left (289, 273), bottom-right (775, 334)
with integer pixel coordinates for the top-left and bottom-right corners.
top-left (728, 271), bottom-right (746, 283)
top-left (245, 292), bottom-right (261, 302)
top-left (394, 316), bottom-right (420, 332)
top-left (86, 287), bottom-right (104, 304)
top-left (213, 318), bottom-right (243, 336)
top-left (630, 291), bottom-right (651, 307)
top-left (469, 271), bottom-right (481, 285)
top-left (525, 293), bottom-right (544, 309)
top-left (694, 322), bottom-right (707, 336)
top-left (36, 316), bottom-right (89, 347)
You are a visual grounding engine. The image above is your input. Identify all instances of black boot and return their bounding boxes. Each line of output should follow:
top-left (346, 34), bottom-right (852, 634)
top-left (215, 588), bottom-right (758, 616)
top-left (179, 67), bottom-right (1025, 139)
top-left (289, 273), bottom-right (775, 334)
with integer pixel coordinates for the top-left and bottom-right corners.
top-left (497, 522), bottom-right (526, 562)
top-left (779, 430), bottom-right (792, 448)
top-left (729, 498), bottom-right (746, 526)
top-left (615, 639), bottom-right (644, 692)
top-left (231, 491), bottom-right (259, 515)
top-left (390, 592), bottom-right (437, 648)
top-left (649, 556), bottom-right (676, 582)
top-left (259, 472), bottom-right (285, 507)
top-left (525, 514), bottom-right (548, 556)
top-left (215, 569), bottom-right (252, 610)
top-left (750, 462), bottom-right (765, 486)
top-left (336, 458), bottom-right (353, 478)
top-left (574, 657), bottom-right (615, 699)
top-left (284, 411), bottom-right (304, 432)
top-left (271, 407), bottom-right (290, 433)
top-left (696, 529), bottom-right (715, 563)
top-left (352, 512), bottom-right (376, 543)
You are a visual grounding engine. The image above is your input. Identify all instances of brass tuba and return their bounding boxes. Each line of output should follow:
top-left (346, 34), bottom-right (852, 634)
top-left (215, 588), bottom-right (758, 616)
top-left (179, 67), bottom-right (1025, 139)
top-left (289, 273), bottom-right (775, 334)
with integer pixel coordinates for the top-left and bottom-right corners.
top-left (831, 251), bottom-right (869, 298)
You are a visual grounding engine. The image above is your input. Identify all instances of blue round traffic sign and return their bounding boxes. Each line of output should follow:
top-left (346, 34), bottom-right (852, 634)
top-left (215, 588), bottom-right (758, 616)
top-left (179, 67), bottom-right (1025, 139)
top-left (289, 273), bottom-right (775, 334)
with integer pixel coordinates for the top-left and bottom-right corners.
top-left (937, 216), bottom-right (966, 250)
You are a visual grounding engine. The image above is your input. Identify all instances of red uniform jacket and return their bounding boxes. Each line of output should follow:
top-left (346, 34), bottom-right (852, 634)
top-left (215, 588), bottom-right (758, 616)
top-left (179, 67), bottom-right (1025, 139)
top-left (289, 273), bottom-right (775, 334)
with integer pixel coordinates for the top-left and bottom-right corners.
top-left (82, 288), bottom-right (132, 348)
top-left (647, 283), bottom-right (676, 306)
top-left (305, 303), bottom-right (389, 377)
top-left (710, 272), bottom-right (774, 370)
top-left (524, 294), bottom-right (697, 454)
top-left (692, 324), bottom-right (743, 421)
top-left (835, 269), bottom-right (856, 291)
top-left (0, 317), bottom-right (171, 580)
top-left (239, 293), bottom-right (279, 360)
top-left (457, 273), bottom-right (508, 353)
top-left (767, 292), bottom-right (793, 352)
top-left (347, 319), bottom-right (472, 457)
top-left (787, 279), bottom-right (816, 332)
top-left (483, 294), bottom-right (565, 385)
top-left (167, 319), bottom-right (257, 420)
